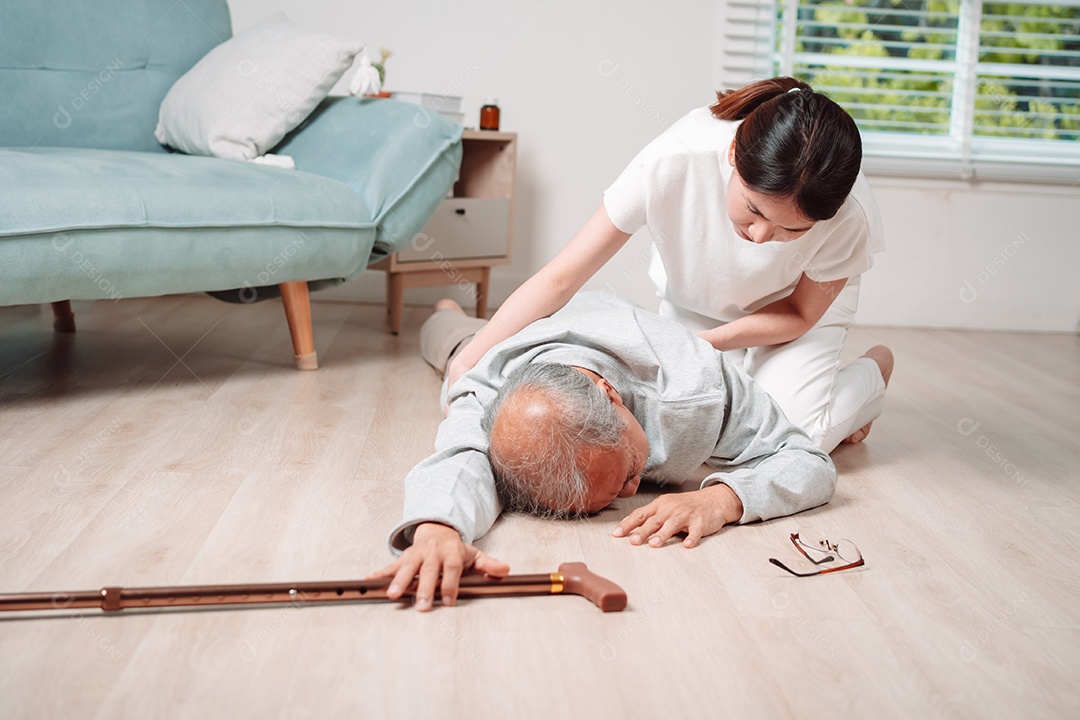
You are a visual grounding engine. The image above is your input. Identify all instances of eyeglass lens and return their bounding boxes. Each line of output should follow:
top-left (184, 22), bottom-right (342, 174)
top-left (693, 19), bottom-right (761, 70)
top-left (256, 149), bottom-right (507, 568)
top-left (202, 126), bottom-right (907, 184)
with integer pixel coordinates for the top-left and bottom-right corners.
top-left (797, 527), bottom-right (862, 563)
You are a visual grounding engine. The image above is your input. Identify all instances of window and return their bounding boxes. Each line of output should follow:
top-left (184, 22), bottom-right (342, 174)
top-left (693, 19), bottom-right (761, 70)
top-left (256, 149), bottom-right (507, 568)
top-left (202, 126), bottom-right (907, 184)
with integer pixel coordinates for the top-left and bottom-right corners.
top-left (716, 0), bottom-right (1080, 181)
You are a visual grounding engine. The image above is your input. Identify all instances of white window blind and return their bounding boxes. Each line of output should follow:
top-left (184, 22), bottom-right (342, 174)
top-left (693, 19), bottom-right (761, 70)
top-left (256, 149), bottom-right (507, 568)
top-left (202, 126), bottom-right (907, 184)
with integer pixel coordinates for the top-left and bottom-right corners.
top-left (715, 0), bottom-right (779, 90)
top-left (717, 0), bottom-right (1080, 181)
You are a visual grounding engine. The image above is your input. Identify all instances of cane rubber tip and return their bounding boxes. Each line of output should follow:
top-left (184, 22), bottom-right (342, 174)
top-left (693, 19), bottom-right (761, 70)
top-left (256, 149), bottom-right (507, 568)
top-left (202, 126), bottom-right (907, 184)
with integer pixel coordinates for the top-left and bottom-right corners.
top-left (294, 352), bottom-right (318, 371)
top-left (558, 562), bottom-right (627, 612)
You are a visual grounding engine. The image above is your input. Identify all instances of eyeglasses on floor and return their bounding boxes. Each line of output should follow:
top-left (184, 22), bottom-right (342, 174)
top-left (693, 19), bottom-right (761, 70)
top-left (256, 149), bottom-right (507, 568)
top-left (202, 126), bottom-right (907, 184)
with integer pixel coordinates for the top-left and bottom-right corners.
top-left (769, 527), bottom-right (865, 577)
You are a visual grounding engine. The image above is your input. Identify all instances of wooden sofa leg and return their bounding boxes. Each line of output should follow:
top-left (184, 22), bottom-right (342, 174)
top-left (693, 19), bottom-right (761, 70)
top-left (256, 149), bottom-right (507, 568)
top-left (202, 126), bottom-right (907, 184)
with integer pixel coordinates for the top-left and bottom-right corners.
top-left (279, 282), bottom-right (318, 370)
top-left (51, 301), bottom-right (76, 333)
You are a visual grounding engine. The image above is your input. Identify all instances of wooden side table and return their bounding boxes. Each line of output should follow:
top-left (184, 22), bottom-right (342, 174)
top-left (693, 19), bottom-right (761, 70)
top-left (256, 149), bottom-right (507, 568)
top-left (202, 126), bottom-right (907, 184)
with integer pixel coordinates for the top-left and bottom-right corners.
top-left (372, 130), bottom-right (517, 334)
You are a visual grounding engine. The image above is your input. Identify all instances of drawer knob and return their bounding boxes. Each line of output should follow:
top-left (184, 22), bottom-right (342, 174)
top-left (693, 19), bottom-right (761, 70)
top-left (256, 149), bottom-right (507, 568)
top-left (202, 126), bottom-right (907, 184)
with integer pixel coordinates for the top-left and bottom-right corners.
top-left (455, 207), bottom-right (466, 215)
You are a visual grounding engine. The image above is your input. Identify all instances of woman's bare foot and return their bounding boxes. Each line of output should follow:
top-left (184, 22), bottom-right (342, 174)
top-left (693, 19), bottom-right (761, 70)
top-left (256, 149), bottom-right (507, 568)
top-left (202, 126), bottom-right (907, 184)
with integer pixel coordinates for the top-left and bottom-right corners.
top-left (842, 345), bottom-right (894, 444)
top-left (434, 298), bottom-right (465, 314)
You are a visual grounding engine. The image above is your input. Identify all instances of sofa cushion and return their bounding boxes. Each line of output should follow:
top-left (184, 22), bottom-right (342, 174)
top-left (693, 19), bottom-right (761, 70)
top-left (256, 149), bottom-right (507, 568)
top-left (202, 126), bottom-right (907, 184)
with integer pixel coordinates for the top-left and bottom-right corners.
top-left (0, 147), bottom-right (377, 305)
top-left (0, 0), bottom-right (231, 153)
top-left (155, 14), bottom-right (363, 161)
top-left (274, 96), bottom-right (464, 257)
top-left (0, 147), bottom-right (372, 236)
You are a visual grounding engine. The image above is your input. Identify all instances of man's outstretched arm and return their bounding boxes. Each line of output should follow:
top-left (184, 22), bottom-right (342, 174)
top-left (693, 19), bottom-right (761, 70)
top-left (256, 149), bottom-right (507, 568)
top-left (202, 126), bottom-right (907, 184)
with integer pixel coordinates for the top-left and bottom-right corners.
top-left (379, 394), bottom-right (507, 609)
top-left (701, 357), bottom-right (837, 523)
top-left (614, 357), bottom-right (835, 548)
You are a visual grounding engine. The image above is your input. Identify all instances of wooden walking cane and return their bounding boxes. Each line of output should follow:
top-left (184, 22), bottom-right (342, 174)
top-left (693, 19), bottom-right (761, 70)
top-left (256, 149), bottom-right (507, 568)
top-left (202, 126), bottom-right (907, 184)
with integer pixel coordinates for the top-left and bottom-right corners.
top-left (0, 562), bottom-right (627, 614)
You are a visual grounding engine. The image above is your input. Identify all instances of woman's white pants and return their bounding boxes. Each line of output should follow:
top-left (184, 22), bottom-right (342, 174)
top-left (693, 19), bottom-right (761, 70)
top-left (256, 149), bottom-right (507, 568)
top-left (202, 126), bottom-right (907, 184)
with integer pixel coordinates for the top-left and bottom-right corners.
top-left (659, 276), bottom-right (886, 453)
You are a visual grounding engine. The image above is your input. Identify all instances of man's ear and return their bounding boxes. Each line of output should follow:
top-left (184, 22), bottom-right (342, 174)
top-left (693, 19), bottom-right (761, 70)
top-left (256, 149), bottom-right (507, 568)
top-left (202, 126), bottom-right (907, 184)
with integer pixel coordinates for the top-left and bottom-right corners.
top-left (595, 378), bottom-right (625, 407)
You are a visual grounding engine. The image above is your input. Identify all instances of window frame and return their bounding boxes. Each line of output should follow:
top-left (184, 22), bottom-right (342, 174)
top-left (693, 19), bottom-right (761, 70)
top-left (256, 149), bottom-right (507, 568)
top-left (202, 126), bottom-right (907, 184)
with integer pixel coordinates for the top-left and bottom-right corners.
top-left (719, 0), bottom-right (1080, 183)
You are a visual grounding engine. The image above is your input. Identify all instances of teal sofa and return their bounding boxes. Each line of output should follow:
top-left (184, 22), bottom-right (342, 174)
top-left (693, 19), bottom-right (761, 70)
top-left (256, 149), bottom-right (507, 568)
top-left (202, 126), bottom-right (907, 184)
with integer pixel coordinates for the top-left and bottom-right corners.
top-left (0, 0), bottom-right (462, 369)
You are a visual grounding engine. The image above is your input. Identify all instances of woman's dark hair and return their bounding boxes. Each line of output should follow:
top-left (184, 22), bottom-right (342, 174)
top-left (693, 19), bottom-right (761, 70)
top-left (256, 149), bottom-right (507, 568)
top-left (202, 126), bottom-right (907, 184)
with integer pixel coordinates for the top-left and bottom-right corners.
top-left (710, 76), bottom-right (862, 222)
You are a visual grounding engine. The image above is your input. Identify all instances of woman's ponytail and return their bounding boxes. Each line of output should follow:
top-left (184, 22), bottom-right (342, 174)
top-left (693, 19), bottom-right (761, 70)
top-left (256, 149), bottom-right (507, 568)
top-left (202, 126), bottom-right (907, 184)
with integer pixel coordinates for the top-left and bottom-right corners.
top-left (710, 77), bottom-right (811, 121)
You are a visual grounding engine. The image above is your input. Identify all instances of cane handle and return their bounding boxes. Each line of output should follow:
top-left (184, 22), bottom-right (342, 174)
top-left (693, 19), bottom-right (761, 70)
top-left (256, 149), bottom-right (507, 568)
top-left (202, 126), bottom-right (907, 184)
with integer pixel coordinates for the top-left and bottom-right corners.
top-left (557, 562), bottom-right (628, 612)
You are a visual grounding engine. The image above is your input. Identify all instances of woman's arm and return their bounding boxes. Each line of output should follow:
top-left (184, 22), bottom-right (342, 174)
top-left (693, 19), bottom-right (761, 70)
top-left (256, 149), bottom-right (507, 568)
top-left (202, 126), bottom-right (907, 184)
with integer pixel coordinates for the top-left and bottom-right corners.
top-left (446, 204), bottom-right (632, 387)
top-left (699, 274), bottom-right (847, 351)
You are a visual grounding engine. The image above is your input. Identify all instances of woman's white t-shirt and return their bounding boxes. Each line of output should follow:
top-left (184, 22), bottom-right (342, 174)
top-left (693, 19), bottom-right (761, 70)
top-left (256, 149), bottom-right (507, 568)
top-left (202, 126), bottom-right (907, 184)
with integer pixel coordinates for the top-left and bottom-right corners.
top-left (603, 107), bottom-right (885, 324)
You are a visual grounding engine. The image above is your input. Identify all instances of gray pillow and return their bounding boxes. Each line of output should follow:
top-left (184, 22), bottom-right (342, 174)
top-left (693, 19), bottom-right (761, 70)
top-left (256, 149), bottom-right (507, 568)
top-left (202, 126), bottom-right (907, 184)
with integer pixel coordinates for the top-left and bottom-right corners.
top-left (155, 14), bottom-right (363, 160)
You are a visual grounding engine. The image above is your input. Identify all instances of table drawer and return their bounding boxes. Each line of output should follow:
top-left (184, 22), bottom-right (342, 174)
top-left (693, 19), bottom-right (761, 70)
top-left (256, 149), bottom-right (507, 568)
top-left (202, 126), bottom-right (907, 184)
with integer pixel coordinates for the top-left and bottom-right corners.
top-left (397, 198), bottom-right (510, 262)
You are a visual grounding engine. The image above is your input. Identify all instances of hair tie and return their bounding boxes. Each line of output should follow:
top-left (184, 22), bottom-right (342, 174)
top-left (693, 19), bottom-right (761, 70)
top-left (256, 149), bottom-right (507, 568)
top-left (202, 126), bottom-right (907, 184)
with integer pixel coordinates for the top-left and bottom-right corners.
top-left (787, 87), bottom-right (801, 93)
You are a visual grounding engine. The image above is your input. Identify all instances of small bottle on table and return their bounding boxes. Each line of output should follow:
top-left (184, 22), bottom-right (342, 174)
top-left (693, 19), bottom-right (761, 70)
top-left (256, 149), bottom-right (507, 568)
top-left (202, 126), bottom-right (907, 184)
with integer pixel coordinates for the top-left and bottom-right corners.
top-left (480, 98), bottom-right (500, 131)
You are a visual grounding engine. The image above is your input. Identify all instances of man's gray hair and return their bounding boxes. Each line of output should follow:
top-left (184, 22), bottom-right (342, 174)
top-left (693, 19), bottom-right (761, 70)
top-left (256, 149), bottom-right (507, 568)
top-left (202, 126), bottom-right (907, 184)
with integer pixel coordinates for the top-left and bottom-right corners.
top-left (481, 362), bottom-right (626, 516)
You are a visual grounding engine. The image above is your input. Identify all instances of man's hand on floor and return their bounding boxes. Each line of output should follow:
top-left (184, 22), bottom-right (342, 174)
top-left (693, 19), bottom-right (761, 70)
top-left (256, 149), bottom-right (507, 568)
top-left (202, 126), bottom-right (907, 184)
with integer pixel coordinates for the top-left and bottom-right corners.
top-left (368, 522), bottom-right (510, 611)
top-left (612, 483), bottom-right (744, 548)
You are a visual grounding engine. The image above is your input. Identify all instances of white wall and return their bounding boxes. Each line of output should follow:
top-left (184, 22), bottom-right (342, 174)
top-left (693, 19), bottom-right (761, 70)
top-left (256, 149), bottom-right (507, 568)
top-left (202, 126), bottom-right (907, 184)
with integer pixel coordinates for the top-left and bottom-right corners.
top-left (227, 0), bottom-right (1080, 333)
top-left (862, 176), bottom-right (1080, 333)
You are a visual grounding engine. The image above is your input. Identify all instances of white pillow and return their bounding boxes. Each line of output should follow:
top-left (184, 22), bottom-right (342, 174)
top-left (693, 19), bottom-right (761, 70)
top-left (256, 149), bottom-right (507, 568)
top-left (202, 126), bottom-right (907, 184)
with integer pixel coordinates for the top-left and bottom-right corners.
top-left (155, 14), bottom-right (363, 160)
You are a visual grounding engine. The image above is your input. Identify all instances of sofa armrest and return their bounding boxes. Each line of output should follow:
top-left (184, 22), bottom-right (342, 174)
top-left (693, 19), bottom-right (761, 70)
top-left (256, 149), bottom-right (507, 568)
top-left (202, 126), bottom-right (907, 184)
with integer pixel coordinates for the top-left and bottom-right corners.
top-left (273, 96), bottom-right (463, 256)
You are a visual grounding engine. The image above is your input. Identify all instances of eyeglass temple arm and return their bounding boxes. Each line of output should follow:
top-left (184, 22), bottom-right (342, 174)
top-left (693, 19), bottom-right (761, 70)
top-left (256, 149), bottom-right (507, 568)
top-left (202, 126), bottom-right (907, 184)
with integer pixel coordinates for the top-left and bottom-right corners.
top-left (769, 558), bottom-right (822, 577)
top-left (770, 557), bottom-right (865, 577)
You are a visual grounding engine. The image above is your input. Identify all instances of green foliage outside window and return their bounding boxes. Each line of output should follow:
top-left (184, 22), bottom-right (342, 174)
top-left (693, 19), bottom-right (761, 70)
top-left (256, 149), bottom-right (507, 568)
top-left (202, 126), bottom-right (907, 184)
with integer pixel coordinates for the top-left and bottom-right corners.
top-left (788, 0), bottom-right (1080, 141)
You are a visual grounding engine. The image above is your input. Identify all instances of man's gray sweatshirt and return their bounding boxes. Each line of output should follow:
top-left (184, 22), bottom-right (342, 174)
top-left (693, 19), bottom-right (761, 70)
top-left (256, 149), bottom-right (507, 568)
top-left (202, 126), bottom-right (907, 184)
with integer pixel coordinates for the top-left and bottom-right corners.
top-left (389, 293), bottom-right (836, 552)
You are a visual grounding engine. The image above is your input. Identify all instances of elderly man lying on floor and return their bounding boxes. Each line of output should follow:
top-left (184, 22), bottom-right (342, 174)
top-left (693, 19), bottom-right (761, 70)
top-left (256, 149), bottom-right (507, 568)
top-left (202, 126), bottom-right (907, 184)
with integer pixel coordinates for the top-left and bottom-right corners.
top-left (373, 292), bottom-right (836, 611)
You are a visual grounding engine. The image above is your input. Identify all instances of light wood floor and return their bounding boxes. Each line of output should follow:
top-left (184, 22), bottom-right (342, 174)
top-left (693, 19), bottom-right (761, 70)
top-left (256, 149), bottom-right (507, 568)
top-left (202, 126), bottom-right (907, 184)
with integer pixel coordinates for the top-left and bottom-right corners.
top-left (0, 294), bottom-right (1077, 719)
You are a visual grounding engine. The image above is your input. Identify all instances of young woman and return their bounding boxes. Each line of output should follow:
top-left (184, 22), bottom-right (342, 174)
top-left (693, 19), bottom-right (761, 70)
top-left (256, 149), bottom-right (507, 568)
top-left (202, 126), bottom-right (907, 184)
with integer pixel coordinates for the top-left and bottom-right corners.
top-left (447, 76), bottom-right (893, 453)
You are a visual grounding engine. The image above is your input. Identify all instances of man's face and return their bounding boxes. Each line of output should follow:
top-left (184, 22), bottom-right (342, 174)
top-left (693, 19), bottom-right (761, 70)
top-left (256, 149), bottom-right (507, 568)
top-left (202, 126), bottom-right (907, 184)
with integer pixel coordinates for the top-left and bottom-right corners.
top-left (577, 403), bottom-right (649, 513)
